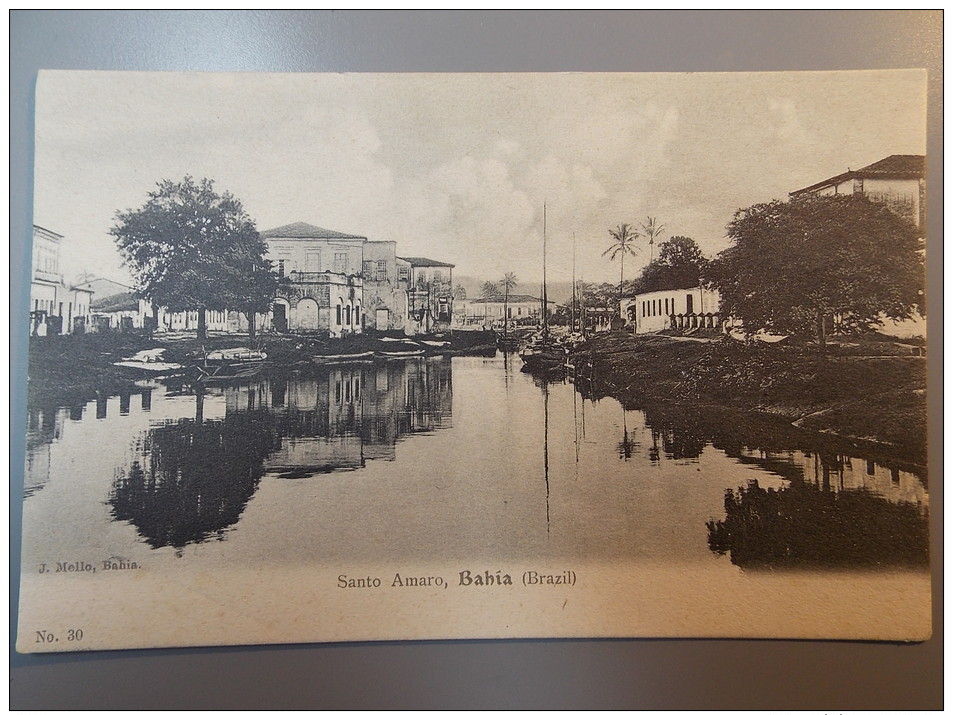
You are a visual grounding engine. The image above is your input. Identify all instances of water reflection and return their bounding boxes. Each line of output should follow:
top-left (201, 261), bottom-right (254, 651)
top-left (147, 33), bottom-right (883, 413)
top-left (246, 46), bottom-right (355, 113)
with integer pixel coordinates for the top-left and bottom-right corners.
top-left (24, 405), bottom-right (63, 498)
top-left (109, 406), bottom-right (275, 549)
top-left (23, 355), bottom-right (928, 570)
top-left (105, 358), bottom-right (453, 548)
top-left (707, 478), bottom-right (929, 570)
top-left (567, 374), bottom-right (929, 570)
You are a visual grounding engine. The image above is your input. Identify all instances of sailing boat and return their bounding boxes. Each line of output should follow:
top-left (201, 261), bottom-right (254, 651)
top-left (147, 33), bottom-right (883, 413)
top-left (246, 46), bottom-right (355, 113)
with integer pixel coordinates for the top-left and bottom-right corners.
top-left (519, 203), bottom-right (567, 373)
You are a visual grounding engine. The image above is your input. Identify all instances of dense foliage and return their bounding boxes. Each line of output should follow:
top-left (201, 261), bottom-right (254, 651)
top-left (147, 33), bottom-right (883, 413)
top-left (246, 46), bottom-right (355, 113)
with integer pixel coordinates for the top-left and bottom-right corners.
top-left (707, 195), bottom-right (923, 344)
top-left (628, 235), bottom-right (709, 295)
top-left (111, 176), bottom-right (277, 340)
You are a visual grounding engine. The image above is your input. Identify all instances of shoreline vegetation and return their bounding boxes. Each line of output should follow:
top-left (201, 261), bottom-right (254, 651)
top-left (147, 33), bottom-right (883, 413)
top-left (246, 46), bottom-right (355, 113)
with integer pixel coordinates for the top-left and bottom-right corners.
top-left (24, 327), bottom-right (927, 468)
top-left (571, 331), bottom-right (927, 468)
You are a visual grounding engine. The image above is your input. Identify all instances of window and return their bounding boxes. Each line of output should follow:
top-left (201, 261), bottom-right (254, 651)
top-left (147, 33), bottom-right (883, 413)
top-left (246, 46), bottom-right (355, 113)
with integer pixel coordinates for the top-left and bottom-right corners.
top-left (277, 259), bottom-right (286, 277)
top-left (363, 260), bottom-right (374, 279)
top-left (305, 249), bottom-right (321, 272)
top-left (336, 305), bottom-right (342, 325)
top-left (665, 298), bottom-right (669, 314)
top-left (398, 265), bottom-right (409, 282)
top-left (345, 305), bottom-right (351, 325)
top-left (433, 270), bottom-right (443, 283)
top-left (334, 252), bottom-right (348, 273)
top-left (686, 294), bottom-right (694, 313)
top-left (376, 260), bottom-right (387, 281)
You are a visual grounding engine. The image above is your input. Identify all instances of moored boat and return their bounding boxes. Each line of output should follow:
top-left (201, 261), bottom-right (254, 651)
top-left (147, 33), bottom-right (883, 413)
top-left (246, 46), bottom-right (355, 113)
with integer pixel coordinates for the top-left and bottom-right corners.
top-left (311, 350), bottom-right (375, 364)
top-left (205, 347), bottom-right (268, 364)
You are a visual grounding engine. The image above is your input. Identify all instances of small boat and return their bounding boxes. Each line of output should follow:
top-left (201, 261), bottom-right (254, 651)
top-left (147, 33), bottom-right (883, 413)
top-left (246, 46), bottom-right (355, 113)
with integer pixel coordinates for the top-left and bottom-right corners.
top-left (311, 350), bottom-right (375, 364)
top-left (205, 347), bottom-right (268, 364)
top-left (451, 344), bottom-right (499, 357)
top-left (377, 348), bottom-right (426, 359)
top-left (200, 364), bottom-right (264, 384)
top-left (114, 348), bottom-right (183, 374)
top-left (518, 337), bottom-right (566, 373)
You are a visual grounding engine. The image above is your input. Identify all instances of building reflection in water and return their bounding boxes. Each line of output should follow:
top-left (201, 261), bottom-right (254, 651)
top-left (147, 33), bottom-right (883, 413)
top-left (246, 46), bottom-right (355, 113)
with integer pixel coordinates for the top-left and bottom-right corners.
top-left (570, 380), bottom-right (929, 571)
top-left (24, 405), bottom-right (64, 498)
top-left (105, 358), bottom-right (453, 548)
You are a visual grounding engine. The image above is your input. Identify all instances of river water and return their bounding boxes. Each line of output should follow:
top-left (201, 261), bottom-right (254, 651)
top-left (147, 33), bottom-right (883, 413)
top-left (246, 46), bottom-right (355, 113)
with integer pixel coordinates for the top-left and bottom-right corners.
top-left (18, 354), bottom-right (932, 647)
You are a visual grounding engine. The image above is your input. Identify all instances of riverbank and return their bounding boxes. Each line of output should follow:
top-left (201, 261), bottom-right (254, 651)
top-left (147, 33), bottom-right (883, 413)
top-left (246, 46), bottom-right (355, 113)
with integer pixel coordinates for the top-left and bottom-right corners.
top-left (24, 330), bottom-right (497, 408)
top-left (571, 332), bottom-right (928, 466)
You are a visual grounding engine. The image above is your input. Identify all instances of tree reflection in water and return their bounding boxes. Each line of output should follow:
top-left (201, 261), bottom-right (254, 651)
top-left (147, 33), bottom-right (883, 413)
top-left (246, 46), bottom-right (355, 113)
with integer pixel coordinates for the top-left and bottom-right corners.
top-left (109, 393), bottom-right (278, 549)
top-left (707, 478), bottom-right (929, 570)
top-left (108, 359), bottom-right (454, 549)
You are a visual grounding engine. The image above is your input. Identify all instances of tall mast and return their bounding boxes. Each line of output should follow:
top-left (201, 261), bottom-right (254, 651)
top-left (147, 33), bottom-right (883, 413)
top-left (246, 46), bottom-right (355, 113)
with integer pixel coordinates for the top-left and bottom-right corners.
top-left (542, 202), bottom-right (548, 337)
top-left (571, 231), bottom-right (577, 333)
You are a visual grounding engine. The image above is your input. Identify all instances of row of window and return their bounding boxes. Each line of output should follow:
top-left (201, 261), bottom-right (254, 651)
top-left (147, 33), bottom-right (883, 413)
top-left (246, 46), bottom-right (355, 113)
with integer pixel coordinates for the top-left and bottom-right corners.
top-left (640, 294), bottom-right (694, 318)
top-left (275, 257), bottom-right (433, 285)
top-left (335, 303), bottom-right (359, 326)
top-left (276, 252), bottom-right (352, 277)
top-left (32, 298), bottom-right (87, 316)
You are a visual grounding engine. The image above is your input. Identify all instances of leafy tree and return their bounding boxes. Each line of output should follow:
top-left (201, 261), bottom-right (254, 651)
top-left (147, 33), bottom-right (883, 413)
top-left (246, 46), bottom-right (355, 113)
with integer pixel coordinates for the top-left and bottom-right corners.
top-left (111, 176), bottom-right (275, 342)
top-left (603, 223), bottom-right (641, 300)
top-left (639, 216), bottom-right (665, 264)
top-left (631, 236), bottom-right (710, 294)
top-left (481, 280), bottom-right (502, 300)
top-left (453, 284), bottom-right (467, 301)
top-left (707, 195), bottom-right (923, 353)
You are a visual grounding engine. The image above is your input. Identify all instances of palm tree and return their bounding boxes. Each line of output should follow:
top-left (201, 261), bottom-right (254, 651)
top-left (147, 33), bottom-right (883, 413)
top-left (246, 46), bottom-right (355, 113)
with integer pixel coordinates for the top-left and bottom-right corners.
top-left (640, 216), bottom-right (665, 265)
top-left (603, 223), bottom-right (640, 300)
top-left (500, 272), bottom-right (518, 339)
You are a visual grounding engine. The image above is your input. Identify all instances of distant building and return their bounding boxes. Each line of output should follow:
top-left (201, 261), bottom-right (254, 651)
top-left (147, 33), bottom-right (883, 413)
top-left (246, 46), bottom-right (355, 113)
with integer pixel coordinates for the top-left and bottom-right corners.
top-left (74, 277), bottom-right (131, 302)
top-left (457, 294), bottom-right (552, 328)
top-left (29, 225), bottom-right (94, 335)
top-left (790, 154), bottom-right (925, 227)
top-left (90, 291), bottom-right (150, 332)
top-left (620, 286), bottom-right (722, 334)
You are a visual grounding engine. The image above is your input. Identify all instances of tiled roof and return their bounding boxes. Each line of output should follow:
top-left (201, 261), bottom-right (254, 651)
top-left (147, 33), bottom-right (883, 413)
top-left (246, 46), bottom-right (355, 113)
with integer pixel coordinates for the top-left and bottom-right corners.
top-left (791, 154), bottom-right (925, 195)
top-left (397, 256), bottom-right (455, 268)
top-left (260, 222), bottom-right (367, 240)
top-left (857, 154), bottom-right (924, 176)
top-left (91, 291), bottom-right (140, 312)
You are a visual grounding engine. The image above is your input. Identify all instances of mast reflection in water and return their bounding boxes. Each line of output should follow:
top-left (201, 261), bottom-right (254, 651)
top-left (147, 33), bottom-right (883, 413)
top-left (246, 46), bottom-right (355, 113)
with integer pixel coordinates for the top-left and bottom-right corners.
top-left (24, 355), bottom-right (927, 570)
top-left (107, 358), bottom-right (453, 548)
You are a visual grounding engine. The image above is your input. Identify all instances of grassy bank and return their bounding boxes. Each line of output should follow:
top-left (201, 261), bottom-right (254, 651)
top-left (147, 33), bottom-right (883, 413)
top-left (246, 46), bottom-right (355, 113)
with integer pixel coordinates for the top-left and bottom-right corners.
top-left (572, 332), bottom-right (927, 465)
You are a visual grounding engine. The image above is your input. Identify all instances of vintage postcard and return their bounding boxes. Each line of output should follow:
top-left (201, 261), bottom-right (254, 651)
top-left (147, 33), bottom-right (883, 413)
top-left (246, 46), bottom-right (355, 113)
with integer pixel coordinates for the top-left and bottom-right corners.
top-left (16, 70), bottom-right (930, 652)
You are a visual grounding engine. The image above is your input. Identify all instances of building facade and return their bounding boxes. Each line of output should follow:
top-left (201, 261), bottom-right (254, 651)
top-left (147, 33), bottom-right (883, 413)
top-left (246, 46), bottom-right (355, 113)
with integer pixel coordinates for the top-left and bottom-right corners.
top-left (261, 222), bottom-right (367, 337)
top-left (790, 154), bottom-right (925, 227)
top-left (456, 294), bottom-right (552, 328)
top-left (29, 225), bottom-right (94, 335)
top-left (620, 286), bottom-right (722, 334)
top-left (398, 256), bottom-right (455, 334)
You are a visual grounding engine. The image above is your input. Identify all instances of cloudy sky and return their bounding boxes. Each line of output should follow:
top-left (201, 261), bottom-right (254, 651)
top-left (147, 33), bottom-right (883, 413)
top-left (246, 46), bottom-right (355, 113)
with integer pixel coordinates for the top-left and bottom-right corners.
top-left (34, 70), bottom-right (925, 289)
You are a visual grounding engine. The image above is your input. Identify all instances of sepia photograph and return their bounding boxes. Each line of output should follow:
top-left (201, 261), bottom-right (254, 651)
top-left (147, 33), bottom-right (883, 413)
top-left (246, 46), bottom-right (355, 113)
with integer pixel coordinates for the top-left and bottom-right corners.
top-left (17, 69), bottom-right (930, 652)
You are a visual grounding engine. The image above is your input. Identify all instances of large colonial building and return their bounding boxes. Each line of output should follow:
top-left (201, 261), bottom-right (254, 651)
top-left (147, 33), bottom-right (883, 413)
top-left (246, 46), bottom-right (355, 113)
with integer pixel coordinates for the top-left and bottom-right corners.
top-left (29, 225), bottom-right (94, 335)
top-left (790, 154), bottom-right (925, 227)
top-left (260, 222), bottom-right (454, 337)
